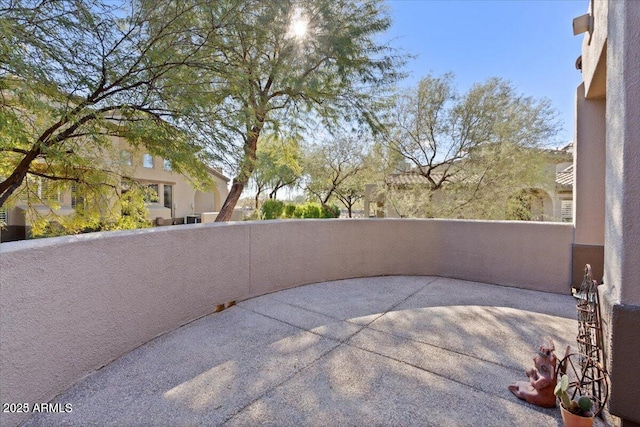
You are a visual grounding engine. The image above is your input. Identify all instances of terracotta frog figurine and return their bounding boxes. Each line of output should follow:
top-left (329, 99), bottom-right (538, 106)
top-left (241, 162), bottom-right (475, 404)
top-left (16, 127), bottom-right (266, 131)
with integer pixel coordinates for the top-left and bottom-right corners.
top-left (508, 341), bottom-right (557, 408)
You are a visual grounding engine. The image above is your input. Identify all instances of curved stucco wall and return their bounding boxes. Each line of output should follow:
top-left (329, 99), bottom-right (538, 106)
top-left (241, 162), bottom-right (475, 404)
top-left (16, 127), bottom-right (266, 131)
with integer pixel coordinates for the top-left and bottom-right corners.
top-left (0, 219), bottom-right (573, 426)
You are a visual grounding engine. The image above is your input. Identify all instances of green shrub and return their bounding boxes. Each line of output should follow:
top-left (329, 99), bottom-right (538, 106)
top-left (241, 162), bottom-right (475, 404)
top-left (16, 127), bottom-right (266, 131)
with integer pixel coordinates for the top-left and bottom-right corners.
top-left (261, 199), bottom-right (284, 219)
top-left (285, 202), bottom-right (338, 219)
top-left (283, 204), bottom-right (297, 218)
top-left (302, 202), bottom-right (321, 218)
top-left (321, 203), bottom-right (340, 218)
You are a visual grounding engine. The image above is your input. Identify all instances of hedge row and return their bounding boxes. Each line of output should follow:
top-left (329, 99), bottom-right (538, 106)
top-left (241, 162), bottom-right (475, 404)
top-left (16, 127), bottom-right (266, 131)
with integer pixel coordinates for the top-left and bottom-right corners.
top-left (260, 200), bottom-right (340, 220)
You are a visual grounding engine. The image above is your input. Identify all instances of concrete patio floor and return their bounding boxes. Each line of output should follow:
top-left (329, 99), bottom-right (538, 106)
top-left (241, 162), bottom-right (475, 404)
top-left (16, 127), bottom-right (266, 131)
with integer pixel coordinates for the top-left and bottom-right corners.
top-left (23, 276), bottom-right (604, 426)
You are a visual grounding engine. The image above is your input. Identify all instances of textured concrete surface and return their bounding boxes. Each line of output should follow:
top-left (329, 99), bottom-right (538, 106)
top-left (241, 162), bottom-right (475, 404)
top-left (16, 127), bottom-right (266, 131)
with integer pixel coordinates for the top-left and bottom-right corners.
top-left (22, 276), bottom-right (602, 426)
top-left (2, 219), bottom-right (574, 426)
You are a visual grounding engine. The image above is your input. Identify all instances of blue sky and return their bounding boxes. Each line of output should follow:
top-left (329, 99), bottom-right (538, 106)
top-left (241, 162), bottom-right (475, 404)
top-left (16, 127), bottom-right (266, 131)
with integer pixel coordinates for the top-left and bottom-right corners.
top-left (385, 0), bottom-right (588, 146)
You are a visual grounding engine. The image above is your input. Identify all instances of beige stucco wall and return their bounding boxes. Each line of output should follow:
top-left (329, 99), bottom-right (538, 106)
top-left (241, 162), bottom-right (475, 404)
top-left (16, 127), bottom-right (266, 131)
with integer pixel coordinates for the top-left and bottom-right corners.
top-left (0, 219), bottom-right (573, 426)
top-left (576, 1), bottom-right (640, 424)
top-left (574, 84), bottom-right (605, 246)
top-left (123, 149), bottom-right (229, 219)
top-left (580, 0), bottom-right (607, 99)
top-left (602, 0), bottom-right (640, 306)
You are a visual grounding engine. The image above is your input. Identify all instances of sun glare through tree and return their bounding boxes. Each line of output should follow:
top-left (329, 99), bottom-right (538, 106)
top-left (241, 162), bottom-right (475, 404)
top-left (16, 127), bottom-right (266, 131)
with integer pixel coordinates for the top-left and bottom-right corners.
top-left (288, 7), bottom-right (309, 40)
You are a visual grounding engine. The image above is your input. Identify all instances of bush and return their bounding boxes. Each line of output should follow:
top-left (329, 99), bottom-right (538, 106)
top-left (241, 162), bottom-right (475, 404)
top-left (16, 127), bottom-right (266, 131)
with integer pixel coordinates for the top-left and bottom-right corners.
top-left (283, 204), bottom-right (297, 218)
top-left (260, 199), bottom-right (284, 220)
top-left (281, 202), bottom-right (339, 220)
top-left (321, 203), bottom-right (340, 218)
top-left (301, 202), bottom-right (321, 218)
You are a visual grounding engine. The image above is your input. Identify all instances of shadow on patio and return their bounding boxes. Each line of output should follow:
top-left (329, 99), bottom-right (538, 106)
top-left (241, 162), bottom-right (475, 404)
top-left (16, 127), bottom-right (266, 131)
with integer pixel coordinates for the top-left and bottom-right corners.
top-left (23, 276), bottom-right (601, 426)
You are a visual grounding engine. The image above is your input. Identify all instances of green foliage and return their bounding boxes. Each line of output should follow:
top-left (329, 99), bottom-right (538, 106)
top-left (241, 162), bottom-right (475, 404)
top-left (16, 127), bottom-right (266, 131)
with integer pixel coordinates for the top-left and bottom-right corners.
top-left (505, 189), bottom-right (547, 221)
top-left (188, 0), bottom-right (406, 220)
top-left (321, 204), bottom-right (340, 218)
top-left (303, 132), bottom-right (368, 209)
top-left (113, 185), bottom-right (154, 230)
top-left (253, 134), bottom-right (303, 202)
top-left (0, 0), bottom-right (221, 230)
top-left (1, 0), bottom-right (406, 230)
top-left (28, 181), bottom-right (152, 238)
top-left (380, 73), bottom-right (562, 220)
top-left (293, 205), bottom-right (305, 218)
top-left (260, 199), bottom-right (285, 220)
top-left (289, 202), bottom-right (322, 219)
top-left (283, 204), bottom-right (297, 218)
top-left (301, 203), bottom-right (321, 219)
top-left (271, 202), bottom-right (340, 220)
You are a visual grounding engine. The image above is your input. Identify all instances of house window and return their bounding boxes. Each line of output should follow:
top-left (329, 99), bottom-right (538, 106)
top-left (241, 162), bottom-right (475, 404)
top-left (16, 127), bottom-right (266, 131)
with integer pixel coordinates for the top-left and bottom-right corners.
top-left (145, 184), bottom-right (159, 203)
top-left (120, 150), bottom-right (133, 166)
top-left (163, 184), bottom-right (173, 210)
top-left (0, 205), bottom-right (7, 224)
top-left (163, 159), bottom-right (172, 171)
top-left (143, 154), bottom-right (154, 168)
top-left (71, 184), bottom-right (85, 210)
top-left (38, 178), bottom-right (60, 203)
top-left (561, 199), bottom-right (573, 222)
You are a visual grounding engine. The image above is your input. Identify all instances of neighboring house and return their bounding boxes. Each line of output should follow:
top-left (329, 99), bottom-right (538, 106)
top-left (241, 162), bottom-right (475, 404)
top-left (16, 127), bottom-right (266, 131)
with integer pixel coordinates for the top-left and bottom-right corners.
top-left (0, 136), bottom-right (230, 241)
top-left (114, 137), bottom-right (230, 222)
top-left (554, 163), bottom-right (574, 222)
top-left (363, 144), bottom-right (573, 221)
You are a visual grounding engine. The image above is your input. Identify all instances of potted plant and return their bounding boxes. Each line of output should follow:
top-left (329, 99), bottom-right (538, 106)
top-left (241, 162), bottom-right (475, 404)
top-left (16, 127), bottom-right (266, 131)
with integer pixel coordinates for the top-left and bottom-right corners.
top-left (554, 374), bottom-right (595, 427)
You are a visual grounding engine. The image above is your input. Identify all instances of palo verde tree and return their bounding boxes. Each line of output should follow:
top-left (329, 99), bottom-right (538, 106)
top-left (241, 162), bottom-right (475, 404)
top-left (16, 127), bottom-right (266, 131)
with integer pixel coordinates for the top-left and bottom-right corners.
top-left (383, 73), bottom-right (560, 219)
top-left (1, 0), bottom-right (404, 232)
top-left (0, 0), bottom-right (226, 232)
top-left (192, 0), bottom-right (404, 221)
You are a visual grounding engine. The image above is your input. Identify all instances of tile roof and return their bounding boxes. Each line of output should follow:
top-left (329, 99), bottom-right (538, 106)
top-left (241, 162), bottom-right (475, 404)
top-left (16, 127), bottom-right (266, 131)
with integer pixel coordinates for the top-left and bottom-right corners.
top-left (385, 173), bottom-right (430, 186)
top-left (556, 165), bottom-right (574, 187)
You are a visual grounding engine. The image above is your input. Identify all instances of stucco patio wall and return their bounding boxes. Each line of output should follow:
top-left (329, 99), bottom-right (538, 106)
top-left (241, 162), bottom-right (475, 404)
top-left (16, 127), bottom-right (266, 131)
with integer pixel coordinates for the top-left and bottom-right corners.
top-left (0, 219), bottom-right (573, 426)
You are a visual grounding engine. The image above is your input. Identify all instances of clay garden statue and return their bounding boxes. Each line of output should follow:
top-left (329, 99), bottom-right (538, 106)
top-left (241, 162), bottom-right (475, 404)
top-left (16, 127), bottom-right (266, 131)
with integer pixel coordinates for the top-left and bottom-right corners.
top-left (508, 341), bottom-right (557, 408)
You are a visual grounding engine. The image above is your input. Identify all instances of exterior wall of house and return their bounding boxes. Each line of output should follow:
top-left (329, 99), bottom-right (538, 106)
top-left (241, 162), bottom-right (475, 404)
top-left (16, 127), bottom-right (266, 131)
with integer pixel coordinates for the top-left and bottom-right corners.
top-left (1, 138), bottom-right (229, 240)
top-left (572, 83), bottom-right (605, 287)
top-left (602, 0), bottom-right (640, 307)
top-left (0, 218), bottom-right (573, 427)
top-left (580, 0), bottom-right (607, 99)
top-left (115, 137), bottom-right (229, 221)
top-left (602, 4), bottom-right (640, 423)
top-left (576, 1), bottom-right (640, 424)
top-left (574, 86), bottom-right (605, 245)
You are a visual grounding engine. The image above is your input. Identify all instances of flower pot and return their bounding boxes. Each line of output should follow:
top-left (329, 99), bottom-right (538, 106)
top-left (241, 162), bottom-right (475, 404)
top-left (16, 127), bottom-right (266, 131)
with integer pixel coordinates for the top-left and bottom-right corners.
top-left (560, 405), bottom-right (594, 427)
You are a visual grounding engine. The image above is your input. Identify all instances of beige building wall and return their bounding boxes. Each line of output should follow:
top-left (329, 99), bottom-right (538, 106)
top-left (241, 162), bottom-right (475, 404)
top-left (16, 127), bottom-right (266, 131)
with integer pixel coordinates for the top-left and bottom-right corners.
top-left (116, 137), bottom-right (229, 221)
top-left (571, 84), bottom-right (605, 287)
top-left (575, 1), bottom-right (640, 424)
top-left (3, 137), bottom-right (229, 235)
top-left (0, 219), bottom-right (573, 426)
top-left (601, 0), bottom-right (640, 307)
top-left (579, 0), bottom-right (607, 99)
top-left (574, 87), bottom-right (605, 245)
